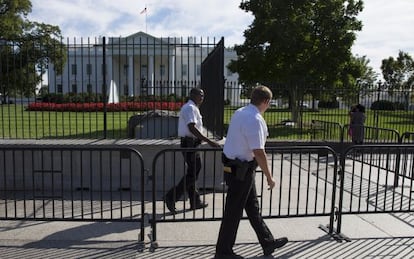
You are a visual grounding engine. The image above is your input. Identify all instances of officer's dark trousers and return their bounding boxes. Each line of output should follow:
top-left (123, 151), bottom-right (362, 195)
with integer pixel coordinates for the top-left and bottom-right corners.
top-left (216, 166), bottom-right (274, 255)
top-left (167, 137), bottom-right (202, 207)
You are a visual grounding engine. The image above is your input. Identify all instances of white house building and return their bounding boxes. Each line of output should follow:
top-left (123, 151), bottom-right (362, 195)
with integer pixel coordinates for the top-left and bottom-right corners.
top-left (47, 31), bottom-right (240, 102)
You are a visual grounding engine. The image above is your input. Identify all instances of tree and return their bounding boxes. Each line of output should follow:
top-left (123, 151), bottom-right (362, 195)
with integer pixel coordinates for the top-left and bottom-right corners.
top-left (337, 54), bottom-right (377, 105)
top-left (381, 50), bottom-right (414, 93)
top-left (0, 0), bottom-right (66, 103)
top-left (228, 0), bottom-right (364, 122)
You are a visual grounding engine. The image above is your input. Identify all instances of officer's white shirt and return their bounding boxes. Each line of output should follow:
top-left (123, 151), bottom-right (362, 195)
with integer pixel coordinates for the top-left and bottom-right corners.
top-left (178, 100), bottom-right (204, 138)
top-left (223, 104), bottom-right (268, 162)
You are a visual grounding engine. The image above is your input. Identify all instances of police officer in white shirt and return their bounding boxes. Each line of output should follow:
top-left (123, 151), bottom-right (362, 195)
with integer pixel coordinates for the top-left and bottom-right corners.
top-left (215, 85), bottom-right (288, 259)
top-left (165, 88), bottom-right (220, 214)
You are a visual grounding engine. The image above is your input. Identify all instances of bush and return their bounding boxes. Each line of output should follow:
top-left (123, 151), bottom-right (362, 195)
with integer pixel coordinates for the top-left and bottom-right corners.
top-left (318, 100), bottom-right (339, 108)
top-left (26, 101), bottom-right (185, 112)
top-left (393, 102), bottom-right (406, 110)
top-left (371, 100), bottom-right (396, 110)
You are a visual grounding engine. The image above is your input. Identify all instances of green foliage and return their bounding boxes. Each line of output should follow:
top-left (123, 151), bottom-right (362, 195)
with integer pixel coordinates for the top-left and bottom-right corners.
top-left (381, 51), bottom-right (414, 91)
top-left (40, 92), bottom-right (104, 103)
top-left (0, 0), bottom-right (66, 102)
top-left (231, 0), bottom-right (364, 87)
top-left (229, 0), bottom-right (365, 122)
top-left (371, 100), bottom-right (406, 111)
top-left (318, 100), bottom-right (339, 108)
top-left (39, 92), bottom-right (185, 104)
top-left (371, 100), bottom-right (395, 111)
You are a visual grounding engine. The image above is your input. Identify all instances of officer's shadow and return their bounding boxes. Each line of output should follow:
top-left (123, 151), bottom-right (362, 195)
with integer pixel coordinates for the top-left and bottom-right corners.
top-left (23, 221), bottom-right (142, 249)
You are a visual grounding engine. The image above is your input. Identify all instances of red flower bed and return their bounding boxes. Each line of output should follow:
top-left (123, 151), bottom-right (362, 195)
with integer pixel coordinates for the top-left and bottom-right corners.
top-left (26, 101), bottom-right (184, 112)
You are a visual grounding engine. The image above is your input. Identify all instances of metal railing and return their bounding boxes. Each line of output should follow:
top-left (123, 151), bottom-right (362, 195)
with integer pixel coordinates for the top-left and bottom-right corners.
top-left (400, 132), bottom-right (414, 143)
top-left (0, 145), bottom-right (146, 242)
top-left (149, 146), bottom-right (339, 247)
top-left (336, 144), bottom-right (414, 233)
top-left (343, 125), bottom-right (400, 143)
top-left (1, 143), bottom-right (413, 249)
top-left (311, 120), bottom-right (343, 142)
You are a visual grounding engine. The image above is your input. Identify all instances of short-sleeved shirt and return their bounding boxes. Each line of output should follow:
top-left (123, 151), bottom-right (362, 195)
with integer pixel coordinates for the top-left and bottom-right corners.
top-left (178, 100), bottom-right (204, 138)
top-left (223, 104), bottom-right (268, 162)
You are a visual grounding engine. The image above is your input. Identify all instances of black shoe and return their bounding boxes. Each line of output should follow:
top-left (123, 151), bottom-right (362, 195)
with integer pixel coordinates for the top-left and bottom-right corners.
top-left (214, 252), bottom-right (244, 259)
top-left (164, 195), bottom-right (176, 214)
top-left (263, 237), bottom-right (288, 256)
top-left (190, 202), bottom-right (208, 210)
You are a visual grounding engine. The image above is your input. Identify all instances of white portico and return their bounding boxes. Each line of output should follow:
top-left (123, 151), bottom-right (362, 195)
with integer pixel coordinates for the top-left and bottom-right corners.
top-left (47, 31), bottom-right (241, 105)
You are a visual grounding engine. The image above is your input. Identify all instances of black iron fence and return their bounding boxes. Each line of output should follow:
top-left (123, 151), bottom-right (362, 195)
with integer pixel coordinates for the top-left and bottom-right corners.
top-left (401, 132), bottom-right (414, 143)
top-left (1, 144), bottom-right (413, 250)
top-left (336, 144), bottom-right (414, 234)
top-left (2, 35), bottom-right (413, 140)
top-left (0, 145), bottom-right (146, 242)
top-left (148, 145), bottom-right (413, 248)
top-left (0, 35), bottom-right (223, 139)
top-left (149, 146), bottom-right (340, 248)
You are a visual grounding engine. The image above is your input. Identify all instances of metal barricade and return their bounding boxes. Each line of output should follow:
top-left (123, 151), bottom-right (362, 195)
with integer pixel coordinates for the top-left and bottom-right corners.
top-left (343, 125), bottom-right (400, 143)
top-left (337, 144), bottom-right (414, 234)
top-left (400, 132), bottom-right (414, 143)
top-left (0, 145), bottom-right (146, 242)
top-left (149, 146), bottom-right (339, 249)
top-left (311, 120), bottom-right (343, 142)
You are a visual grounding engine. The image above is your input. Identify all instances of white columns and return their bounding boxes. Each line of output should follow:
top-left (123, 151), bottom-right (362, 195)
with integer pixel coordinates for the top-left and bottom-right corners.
top-left (170, 55), bottom-right (175, 94)
top-left (128, 55), bottom-right (134, 96)
top-left (106, 55), bottom-right (113, 86)
top-left (148, 55), bottom-right (154, 95)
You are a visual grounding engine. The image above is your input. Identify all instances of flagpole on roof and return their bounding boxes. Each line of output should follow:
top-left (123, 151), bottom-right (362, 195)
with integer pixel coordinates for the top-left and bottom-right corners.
top-left (140, 5), bottom-right (148, 33)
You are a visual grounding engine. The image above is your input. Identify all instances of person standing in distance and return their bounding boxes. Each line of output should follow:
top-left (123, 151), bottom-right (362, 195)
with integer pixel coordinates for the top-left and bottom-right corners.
top-left (349, 103), bottom-right (365, 144)
top-left (215, 85), bottom-right (288, 259)
top-left (165, 88), bottom-right (220, 214)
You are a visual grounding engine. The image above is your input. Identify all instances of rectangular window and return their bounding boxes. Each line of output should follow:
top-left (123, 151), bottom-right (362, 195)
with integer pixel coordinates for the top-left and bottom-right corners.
top-left (123, 64), bottom-right (128, 76)
top-left (227, 68), bottom-right (233, 76)
top-left (71, 64), bottom-right (77, 75)
top-left (87, 84), bottom-right (93, 93)
top-left (101, 64), bottom-right (106, 75)
top-left (196, 64), bottom-right (201, 76)
top-left (182, 64), bottom-right (187, 76)
top-left (160, 65), bottom-right (165, 76)
top-left (124, 84), bottom-right (129, 96)
top-left (71, 84), bottom-right (77, 93)
top-left (141, 65), bottom-right (147, 79)
top-left (57, 84), bottom-right (63, 93)
top-left (86, 64), bottom-right (92, 75)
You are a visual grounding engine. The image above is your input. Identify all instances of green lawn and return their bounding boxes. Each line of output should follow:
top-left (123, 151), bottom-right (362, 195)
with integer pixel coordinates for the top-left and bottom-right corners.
top-left (1, 104), bottom-right (413, 140)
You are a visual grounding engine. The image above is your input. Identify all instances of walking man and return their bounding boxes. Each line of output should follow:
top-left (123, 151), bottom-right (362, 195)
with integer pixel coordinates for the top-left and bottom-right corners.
top-left (215, 85), bottom-right (288, 258)
top-left (165, 88), bottom-right (220, 214)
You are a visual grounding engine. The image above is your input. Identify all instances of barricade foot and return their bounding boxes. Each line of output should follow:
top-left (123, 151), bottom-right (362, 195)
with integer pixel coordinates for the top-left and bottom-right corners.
top-left (318, 224), bottom-right (351, 243)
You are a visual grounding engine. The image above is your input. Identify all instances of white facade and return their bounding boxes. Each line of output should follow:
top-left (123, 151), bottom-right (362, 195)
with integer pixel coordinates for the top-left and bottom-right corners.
top-left (47, 31), bottom-right (240, 100)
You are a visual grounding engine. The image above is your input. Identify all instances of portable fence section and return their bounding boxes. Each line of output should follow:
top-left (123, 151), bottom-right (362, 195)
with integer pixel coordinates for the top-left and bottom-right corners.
top-left (262, 146), bottom-right (338, 220)
top-left (149, 146), bottom-right (339, 247)
top-left (400, 132), bottom-right (414, 143)
top-left (343, 125), bottom-right (400, 143)
top-left (0, 146), bottom-right (146, 242)
top-left (337, 145), bottom-right (414, 234)
top-left (311, 120), bottom-right (343, 142)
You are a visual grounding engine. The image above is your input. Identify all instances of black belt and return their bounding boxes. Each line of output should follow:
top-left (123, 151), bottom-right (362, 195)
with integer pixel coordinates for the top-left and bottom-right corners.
top-left (222, 154), bottom-right (257, 167)
top-left (181, 136), bottom-right (198, 141)
top-left (180, 136), bottom-right (201, 147)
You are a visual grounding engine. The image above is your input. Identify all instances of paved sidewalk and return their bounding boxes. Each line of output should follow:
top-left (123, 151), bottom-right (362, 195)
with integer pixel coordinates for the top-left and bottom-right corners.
top-left (1, 213), bottom-right (413, 258)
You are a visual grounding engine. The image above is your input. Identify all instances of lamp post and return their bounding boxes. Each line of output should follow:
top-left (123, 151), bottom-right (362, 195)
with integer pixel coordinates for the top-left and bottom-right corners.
top-left (375, 81), bottom-right (382, 130)
top-left (374, 81), bottom-right (386, 140)
top-left (0, 39), bottom-right (4, 104)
